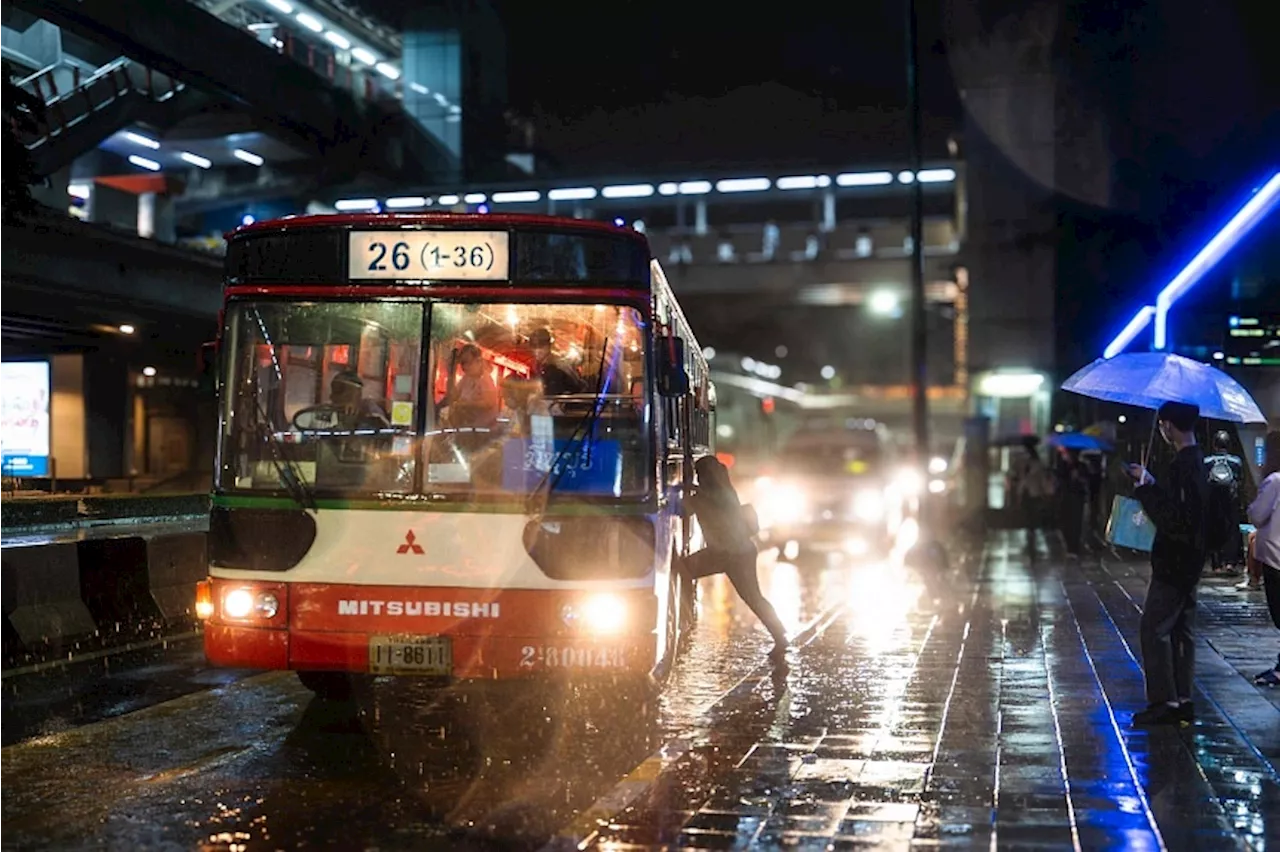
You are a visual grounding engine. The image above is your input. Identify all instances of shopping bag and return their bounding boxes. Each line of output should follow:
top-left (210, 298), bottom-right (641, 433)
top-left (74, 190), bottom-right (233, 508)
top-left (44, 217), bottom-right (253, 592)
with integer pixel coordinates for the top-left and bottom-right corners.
top-left (1106, 495), bottom-right (1156, 552)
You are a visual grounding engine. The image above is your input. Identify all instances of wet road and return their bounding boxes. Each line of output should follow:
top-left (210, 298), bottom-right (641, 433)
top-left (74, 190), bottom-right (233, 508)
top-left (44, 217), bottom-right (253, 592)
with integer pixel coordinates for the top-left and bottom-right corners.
top-left (3, 534), bottom-right (1279, 850)
top-left (1, 547), bottom-right (846, 851)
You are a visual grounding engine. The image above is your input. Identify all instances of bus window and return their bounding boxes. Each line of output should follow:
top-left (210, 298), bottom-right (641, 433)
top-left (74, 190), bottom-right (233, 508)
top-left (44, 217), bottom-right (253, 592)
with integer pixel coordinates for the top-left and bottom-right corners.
top-left (220, 301), bottom-right (423, 495)
top-left (424, 302), bottom-right (649, 498)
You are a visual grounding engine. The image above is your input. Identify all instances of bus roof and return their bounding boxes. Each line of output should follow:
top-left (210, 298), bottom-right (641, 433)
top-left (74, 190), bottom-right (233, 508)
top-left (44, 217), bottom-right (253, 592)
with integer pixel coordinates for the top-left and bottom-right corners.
top-left (227, 212), bottom-right (649, 245)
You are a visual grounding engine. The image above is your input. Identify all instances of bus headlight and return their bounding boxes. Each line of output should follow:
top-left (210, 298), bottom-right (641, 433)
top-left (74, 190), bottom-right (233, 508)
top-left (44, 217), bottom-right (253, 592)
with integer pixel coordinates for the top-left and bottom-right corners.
top-left (223, 588), bottom-right (280, 620)
top-left (852, 489), bottom-right (884, 522)
top-left (562, 593), bottom-right (627, 634)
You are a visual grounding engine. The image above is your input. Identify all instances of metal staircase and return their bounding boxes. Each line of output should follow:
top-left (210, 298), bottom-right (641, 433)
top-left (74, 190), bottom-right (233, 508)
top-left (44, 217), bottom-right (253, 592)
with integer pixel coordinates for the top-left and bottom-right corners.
top-left (17, 57), bottom-right (206, 176)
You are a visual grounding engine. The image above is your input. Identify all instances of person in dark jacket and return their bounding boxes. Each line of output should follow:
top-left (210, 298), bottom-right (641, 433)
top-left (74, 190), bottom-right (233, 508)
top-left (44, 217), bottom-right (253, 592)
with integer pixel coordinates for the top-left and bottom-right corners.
top-left (685, 456), bottom-right (789, 661)
top-left (1203, 430), bottom-right (1244, 573)
top-left (1126, 400), bottom-right (1208, 727)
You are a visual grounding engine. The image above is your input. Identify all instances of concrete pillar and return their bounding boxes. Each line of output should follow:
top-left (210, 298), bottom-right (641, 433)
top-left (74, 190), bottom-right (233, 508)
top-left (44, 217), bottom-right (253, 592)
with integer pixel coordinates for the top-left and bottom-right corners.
top-left (821, 189), bottom-right (836, 233)
top-left (87, 183), bottom-right (138, 233)
top-left (84, 355), bottom-right (128, 479)
top-left (695, 200), bottom-right (707, 236)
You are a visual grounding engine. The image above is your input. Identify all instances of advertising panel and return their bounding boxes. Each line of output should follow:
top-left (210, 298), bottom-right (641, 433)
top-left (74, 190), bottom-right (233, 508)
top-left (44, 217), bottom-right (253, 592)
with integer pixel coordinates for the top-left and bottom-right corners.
top-left (1, 361), bottom-right (51, 476)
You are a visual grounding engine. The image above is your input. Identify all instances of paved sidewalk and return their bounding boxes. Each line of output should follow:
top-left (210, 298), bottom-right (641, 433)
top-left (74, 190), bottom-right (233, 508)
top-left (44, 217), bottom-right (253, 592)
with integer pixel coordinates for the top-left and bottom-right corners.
top-left (573, 532), bottom-right (1280, 850)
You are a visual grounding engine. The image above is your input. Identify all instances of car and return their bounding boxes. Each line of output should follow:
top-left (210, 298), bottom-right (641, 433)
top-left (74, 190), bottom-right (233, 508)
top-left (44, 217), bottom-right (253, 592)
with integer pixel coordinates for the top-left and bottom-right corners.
top-left (748, 419), bottom-right (914, 559)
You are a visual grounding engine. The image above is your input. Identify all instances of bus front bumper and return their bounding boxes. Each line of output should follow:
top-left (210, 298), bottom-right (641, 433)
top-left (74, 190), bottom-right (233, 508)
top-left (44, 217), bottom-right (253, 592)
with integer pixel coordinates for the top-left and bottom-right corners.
top-left (205, 624), bottom-right (656, 678)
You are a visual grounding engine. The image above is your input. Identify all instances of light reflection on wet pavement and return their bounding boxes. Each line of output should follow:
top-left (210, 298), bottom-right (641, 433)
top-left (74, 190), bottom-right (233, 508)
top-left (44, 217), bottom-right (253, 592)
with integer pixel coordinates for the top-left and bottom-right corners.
top-left (1, 533), bottom-right (1277, 851)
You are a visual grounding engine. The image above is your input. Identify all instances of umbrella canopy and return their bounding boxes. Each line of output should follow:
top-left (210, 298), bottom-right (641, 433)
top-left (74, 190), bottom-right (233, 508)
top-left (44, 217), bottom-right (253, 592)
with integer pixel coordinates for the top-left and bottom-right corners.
top-left (1046, 432), bottom-right (1113, 452)
top-left (1062, 353), bottom-right (1266, 424)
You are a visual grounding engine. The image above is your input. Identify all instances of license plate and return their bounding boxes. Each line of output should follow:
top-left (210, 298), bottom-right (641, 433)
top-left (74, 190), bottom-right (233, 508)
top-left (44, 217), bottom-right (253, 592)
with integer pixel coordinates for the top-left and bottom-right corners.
top-left (368, 635), bottom-right (452, 675)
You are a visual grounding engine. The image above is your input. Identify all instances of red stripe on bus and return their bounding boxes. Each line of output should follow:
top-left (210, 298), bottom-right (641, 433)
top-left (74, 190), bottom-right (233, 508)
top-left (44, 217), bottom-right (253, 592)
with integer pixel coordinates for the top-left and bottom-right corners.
top-left (223, 285), bottom-right (651, 303)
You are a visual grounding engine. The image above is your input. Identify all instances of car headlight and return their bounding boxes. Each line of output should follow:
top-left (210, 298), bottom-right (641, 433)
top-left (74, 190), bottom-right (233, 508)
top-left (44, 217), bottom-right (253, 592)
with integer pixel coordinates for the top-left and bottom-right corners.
top-left (893, 468), bottom-right (923, 497)
top-left (928, 478), bottom-right (947, 494)
top-left (852, 489), bottom-right (884, 522)
top-left (759, 484), bottom-right (807, 525)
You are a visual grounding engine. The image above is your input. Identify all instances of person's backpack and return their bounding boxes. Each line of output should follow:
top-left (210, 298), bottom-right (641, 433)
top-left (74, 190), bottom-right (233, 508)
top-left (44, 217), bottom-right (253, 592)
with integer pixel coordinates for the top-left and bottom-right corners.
top-left (1204, 457), bottom-right (1239, 552)
top-left (1207, 455), bottom-right (1238, 497)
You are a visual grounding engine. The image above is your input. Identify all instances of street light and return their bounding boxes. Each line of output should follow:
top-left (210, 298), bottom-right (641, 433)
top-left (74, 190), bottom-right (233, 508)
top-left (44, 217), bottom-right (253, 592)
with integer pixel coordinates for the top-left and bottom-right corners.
top-left (821, 365), bottom-right (836, 380)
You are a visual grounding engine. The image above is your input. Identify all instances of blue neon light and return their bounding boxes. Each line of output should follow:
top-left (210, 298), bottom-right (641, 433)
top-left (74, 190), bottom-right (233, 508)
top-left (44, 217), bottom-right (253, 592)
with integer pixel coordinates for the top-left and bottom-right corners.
top-left (1153, 172), bottom-right (1280, 349)
top-left (1103, 306), bottom-right (1155, 359)
top-left (1102, 171), bottom-right (1280, 358)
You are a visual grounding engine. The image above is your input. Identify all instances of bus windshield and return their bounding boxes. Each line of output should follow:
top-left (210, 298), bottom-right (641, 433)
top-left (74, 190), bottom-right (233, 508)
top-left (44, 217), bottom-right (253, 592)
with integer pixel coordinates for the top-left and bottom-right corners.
top-left (219, 301), bottom-right (649, 502)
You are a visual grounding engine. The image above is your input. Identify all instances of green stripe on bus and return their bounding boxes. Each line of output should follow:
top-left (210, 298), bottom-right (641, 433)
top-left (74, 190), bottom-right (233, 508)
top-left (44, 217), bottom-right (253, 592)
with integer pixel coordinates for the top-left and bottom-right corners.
top-left (210, 494), bottom-right (658, 516)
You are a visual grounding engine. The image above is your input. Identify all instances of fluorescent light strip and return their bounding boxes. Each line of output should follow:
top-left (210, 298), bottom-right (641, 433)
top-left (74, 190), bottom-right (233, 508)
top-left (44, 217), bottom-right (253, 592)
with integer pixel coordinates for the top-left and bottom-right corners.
top-left (128, 154), bottom-right (160, 171)
top-left (776, 175), bottom-right (831, 190)
top-left (385, 196), bottom-right (427, 209)
top-left (490, 190), bottom-right (540, 203)
top-left (917, 168), bottom-right (956, 183)
top-left (836, 171), bottom-right (893, 186)
top-left (716, 178), bottom-right (770, 193)
top-left (334, 198), bottom-right (377, 211)
top-left (375, 63), bottom-right (400, 80)
top-left (897, 171), bottom-right (916, 184)
top-left (264, 0), bottom-right (293, 12)
top-left (323, 31), bottom-right (350, 49)
top-left (601, 183), bottom-right (654, 199)
top-left (352, 47), bottom-right (377, 65)
top-left (180, 151), bottom-right (212, 169)
top-left (549, 187), bottom-right (597, 201)
top-left (1103, 306), bottom-right (1155, 359)
top-left (678, 181), bottom-right (712, 195)
top-left (438, 194), bottom-right (460, 205)
top-left (464, 193), bottom-right (486, 204)
top-left (233, 148), bottom-right (264, 166)
top-left (658, 182), bottom-right (678, 196)
top-left (124, 131), bottom-right (160, 149)
top-left (1153, 172), bottom-right (1280, 349)
top-left (295, 12), bottom-right (323, 32)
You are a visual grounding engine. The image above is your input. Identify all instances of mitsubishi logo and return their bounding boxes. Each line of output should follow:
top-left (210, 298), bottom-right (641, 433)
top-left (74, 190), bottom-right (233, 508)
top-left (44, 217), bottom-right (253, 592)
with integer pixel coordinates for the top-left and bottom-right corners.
top-left (396, 530), bottom-right (425, 555)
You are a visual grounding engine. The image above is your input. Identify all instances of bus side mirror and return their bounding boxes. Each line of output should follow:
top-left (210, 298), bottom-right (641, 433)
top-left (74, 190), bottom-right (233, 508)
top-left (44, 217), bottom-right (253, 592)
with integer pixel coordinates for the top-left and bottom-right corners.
top-left (657, 336), bottom-right (689, 397)
top-left (197, 341), bottom-right (218, 376)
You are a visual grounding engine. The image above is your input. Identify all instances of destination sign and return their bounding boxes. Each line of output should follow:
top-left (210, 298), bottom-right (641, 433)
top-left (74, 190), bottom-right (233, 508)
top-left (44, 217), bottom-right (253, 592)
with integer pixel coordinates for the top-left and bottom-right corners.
top-left (348, 230), bottom-right (510, 281)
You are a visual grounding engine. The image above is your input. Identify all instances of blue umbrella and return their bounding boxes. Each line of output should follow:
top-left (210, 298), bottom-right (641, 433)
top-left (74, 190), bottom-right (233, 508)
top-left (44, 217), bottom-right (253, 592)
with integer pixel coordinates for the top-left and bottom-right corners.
top-left (1046, 432), bottom-right (1113, 452)
top-left (1061, 352), bottom-right (1266, 423)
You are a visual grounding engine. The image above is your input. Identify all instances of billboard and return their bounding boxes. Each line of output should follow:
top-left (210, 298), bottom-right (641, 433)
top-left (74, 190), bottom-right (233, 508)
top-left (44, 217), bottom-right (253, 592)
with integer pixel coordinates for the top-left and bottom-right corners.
top-left (1, 361), bottom-right (51, 476)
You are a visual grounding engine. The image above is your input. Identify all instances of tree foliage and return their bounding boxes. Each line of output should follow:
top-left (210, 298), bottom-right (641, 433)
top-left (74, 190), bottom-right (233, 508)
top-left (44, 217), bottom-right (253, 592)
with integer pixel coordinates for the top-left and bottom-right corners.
top-left (2, 61), bottom-right (45, 224)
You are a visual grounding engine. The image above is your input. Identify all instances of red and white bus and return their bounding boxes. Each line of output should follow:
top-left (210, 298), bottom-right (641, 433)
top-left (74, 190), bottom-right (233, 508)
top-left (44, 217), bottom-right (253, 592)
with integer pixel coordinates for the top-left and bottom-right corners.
top-left (196, 213), bottom-right (713, 697)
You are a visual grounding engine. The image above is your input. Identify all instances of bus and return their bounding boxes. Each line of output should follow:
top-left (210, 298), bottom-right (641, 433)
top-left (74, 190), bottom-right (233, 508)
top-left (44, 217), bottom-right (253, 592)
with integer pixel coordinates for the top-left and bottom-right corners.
top-left (196, 213), bottom-right (714, 698)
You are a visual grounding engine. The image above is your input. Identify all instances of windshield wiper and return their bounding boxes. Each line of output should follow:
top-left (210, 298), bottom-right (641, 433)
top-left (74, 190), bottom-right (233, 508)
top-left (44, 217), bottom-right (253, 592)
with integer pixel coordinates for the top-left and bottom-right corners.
top-left (527, 334), bottom-right (620, 513)
top-left (246, 309), bottom-right (317, 512)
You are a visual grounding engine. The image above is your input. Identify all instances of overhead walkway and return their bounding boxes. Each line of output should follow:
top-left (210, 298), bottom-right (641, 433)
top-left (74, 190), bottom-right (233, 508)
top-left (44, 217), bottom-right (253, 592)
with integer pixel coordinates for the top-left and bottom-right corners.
top-left (11, 0), bottom-right (456, 181)
top-left (17, 58), bottom-right (208, 177)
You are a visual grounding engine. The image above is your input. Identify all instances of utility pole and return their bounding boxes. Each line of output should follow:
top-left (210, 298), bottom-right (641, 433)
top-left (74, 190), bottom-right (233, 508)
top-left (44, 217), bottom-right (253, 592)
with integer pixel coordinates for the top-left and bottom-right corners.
top-left (906, 0), bottom-right (930, 463)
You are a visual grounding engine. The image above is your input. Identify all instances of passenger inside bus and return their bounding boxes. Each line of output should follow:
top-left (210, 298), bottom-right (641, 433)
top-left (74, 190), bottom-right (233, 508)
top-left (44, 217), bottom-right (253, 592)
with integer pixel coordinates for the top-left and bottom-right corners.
top-left (438, 344), bottom-right (500, 430)
top-left (528, 327), bottom-right (588, 396)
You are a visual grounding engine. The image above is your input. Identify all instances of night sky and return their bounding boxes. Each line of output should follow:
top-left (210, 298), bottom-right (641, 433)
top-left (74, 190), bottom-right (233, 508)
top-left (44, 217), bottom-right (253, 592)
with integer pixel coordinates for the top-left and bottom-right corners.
top-left (352, 0), bottom-right (1278, 375)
